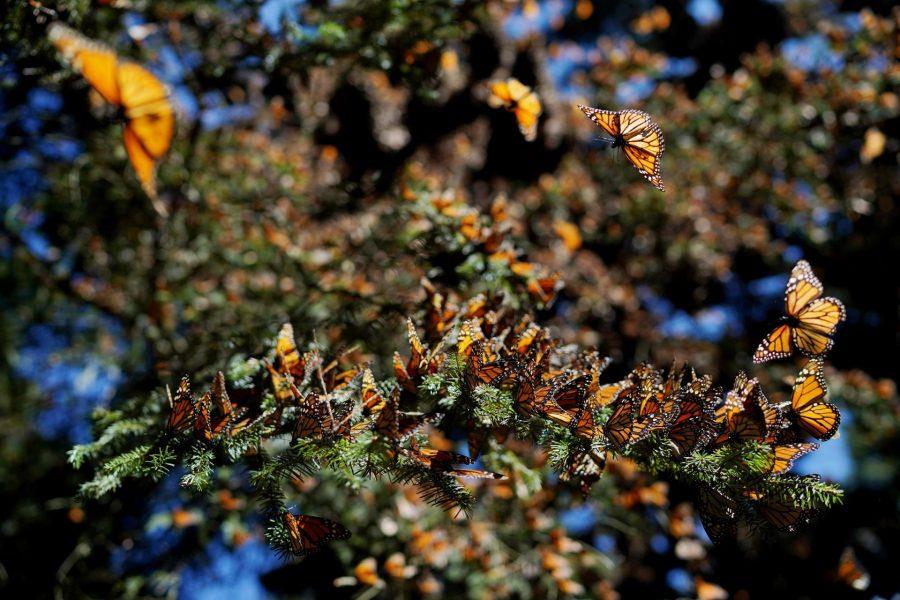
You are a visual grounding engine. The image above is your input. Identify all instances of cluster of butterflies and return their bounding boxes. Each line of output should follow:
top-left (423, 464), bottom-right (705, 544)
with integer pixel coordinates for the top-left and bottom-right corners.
top-left (453, 260), bottom-right (845, 539)
top-left (488, 77), bottom-right (666, 190)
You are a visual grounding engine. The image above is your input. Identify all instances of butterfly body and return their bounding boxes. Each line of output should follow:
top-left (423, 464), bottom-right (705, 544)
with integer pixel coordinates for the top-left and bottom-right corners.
top-left (753, 260), bottom-right (845, 363)
top-left (578, 105), bottom-right (666, 191)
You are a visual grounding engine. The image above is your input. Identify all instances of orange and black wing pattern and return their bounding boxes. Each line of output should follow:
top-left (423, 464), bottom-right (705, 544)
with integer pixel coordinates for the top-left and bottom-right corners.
top-left (49, 23), bottom-right (174, 203)
top-left (488, 78), bottom-right (542, 141)
top-left (166, 376), bottom-right (195, 433)
top-left (578, 105), bottom-right (666, 190)
top-left (790, 359), bottom-right (840, 440)
top-left (753, 261), bottom-right (845, 363)
top-left (283, 513), bottom-right (351, 556)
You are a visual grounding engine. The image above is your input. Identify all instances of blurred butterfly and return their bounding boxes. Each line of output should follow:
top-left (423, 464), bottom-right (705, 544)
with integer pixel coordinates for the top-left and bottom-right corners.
top-left (282, 512), bottom-right (350, 556)
top-left (266, 323), bottom-right (305, 404)
top-left (422, 279), bottom-right (459, 339)
top-left (695, 485), bottom-right (737, 543)
top-left (837, 547), bottom-right (870, 591)
top-left (488, 78), bottom-right (542, 142)
top-left (753, 260), bottom-right (846, 363)
top-left (578, 105), bottom-right (666, 191)
top-left (695, 577), bottom-right (728, 600)
top-left (790, 359), bottom-right (840, 440)
top-left (405, 440), bottom-right (505, 479)
top-left (616, 478), bottom-right (669, 509)
top-left (742, 485), bottom-right (811, 532)
top-left (49, 23), bottom-right (174, 212)
top-left (559, 448), bottom-right (607, 496)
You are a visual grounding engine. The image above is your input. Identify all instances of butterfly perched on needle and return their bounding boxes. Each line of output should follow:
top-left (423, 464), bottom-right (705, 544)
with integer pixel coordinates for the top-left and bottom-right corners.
top-left (48, 22), bottom-right (174, 213)
top-left (577, 105), bottom-right (666, 191)
top-left (282, 512), bottom-right (350, 557)
top-left (753, 260), bottom-right (846, 363)
top-left (488, 78), bottom-right (542, 142)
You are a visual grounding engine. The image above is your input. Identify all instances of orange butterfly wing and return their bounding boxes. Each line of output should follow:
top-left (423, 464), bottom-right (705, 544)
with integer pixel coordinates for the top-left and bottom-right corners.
top-left (49, 23), bottom-right (122, 105)
top-left (283, 513), bottom-right (350, 556)
top-left (577, 104), bottom-right (619, 137)
top-left (790, 359), bottom-right (840, 440)
top-left (50, 23), bottom-right (174, 201)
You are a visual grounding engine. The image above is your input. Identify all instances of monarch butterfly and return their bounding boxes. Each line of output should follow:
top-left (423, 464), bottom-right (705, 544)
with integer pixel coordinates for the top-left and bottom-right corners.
top-left (578, 105), bottom-right (666, 191)
top-left (603, 396), bottom-right (663, 448)
top-left (667, 374), bottom-right (717, 455)
top-left (291, 387), bottom-right (354, 441)
top-left (695, 485), bottom-right (737, 543)
top-left (559, 448), bottom-right (607, 496)
top-left (193, 371), bottom-right (237, 442)
top-left (360, 368), bottom-right (387, 413)
top-left (166, 376), bottom-right (195, 433)
top-left (464, 340), bottom-right (516, 391)
top-left (394, 319), bottom-right (444, 393)
top-left (405, 440), bottom-right (505, 479)
top-left (790, 359), bottom-right (840, 440)
top-left (765, 442), bottom-right (818, 475)
top-left (632, 364), bottom-right (681, 431)
top-left (743, 486), bottom-right (811, 531)
top-left (422, 279), bottom-right (458, 338)
top-left (714, 372), bottom-right (782, 444)
top-left (48, 23), bottom-right (174, 211)
top-left (753, 260), bottom-right (846, 363)
top-left (367, 387), bottom-right (432, 444)
top-left (837, 547), bottom-right (870, 591)
top-left (488, 78), bottom-right (542, 141)
top-left (282, 513), bottom-right (351, 556)
top-left (513, 371), bottom-right (558, 418)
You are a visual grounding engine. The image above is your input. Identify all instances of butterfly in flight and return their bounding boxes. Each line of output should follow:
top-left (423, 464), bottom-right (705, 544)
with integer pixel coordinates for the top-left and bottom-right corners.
top-left (836, 547), bottom-right (870, 591)
top-left (753, 260), bottom-right (845, 363)
top-left (282, 513), bottom-right (350, 556)
top-left (49, 22), bottom-right (174, 214)
top-left (578, 105), bottom-right (666, 191)
top-left (488, 78), bottom-right (542, 142)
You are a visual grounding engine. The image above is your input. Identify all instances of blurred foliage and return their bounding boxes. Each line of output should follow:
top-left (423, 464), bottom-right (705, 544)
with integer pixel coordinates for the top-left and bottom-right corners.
top-left (1, 0), bottom-right (899, 598)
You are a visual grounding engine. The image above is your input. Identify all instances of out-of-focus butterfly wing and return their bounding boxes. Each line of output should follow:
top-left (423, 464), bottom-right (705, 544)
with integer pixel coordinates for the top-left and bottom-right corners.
top-left (490, 78), bottom-right (541, 141)
top-left (559, 448), bottom-right (606, 496)
top-left (837, 547), bottom-right (870, 591)
top-left (49, 23), bottom-right (121, 104)
top-left (283, 513), bottom-right (351, 556)
top-left (446, 468), bottom-right (506, 480)
top-left (118, 62), bottom-right (174, 157)
top-left (696, 485), bottom-right (737, 543)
